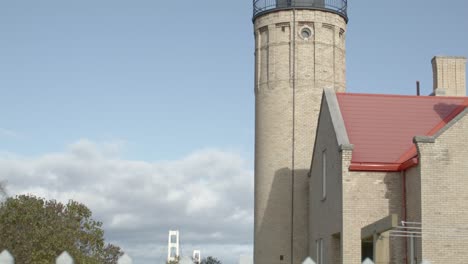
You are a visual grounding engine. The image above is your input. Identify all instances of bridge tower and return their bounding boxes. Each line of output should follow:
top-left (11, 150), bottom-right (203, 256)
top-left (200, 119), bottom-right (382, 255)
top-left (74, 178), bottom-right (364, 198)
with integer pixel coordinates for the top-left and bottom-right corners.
top-left (167, 230), bottom-right (180, 262)
top-left (193, 250), bottom-right (201, 264)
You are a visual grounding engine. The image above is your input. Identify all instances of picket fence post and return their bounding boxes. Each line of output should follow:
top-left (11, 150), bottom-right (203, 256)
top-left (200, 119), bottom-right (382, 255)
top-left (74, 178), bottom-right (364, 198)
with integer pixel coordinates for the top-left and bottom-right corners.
top-left (302, 257), bottom-right (316, 264)
top-left (56, 251), bottom-right (74, 264)
top-left (0, 250), bottom-right (14, 264)
top-left (117, 253), bottom-right (133, 264)
top-left (0, 249), bottom-right (134, 264)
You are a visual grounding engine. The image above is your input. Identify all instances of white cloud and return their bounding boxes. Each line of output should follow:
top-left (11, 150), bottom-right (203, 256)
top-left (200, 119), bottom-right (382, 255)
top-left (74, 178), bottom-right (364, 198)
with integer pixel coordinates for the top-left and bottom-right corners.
top-left (110, 213), bottom-right (141, 229)
top-left (0, 139), bottom-right (254, 264)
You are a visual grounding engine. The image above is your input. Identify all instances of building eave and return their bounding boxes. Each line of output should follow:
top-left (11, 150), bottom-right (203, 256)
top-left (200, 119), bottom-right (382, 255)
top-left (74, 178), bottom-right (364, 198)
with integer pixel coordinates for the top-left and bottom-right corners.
top-left (349, 158), bottom-right (418, 172)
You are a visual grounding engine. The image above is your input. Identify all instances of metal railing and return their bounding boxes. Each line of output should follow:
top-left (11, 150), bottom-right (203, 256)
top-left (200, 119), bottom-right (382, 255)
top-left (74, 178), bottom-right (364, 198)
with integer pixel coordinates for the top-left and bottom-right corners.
top-left (253, 0), bottom-right (348, 21)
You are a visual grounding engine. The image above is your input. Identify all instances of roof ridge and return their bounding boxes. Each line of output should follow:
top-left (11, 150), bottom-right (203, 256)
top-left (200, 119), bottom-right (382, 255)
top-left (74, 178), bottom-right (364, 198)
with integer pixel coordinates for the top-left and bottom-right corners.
top-left (337, 92), bottom-right (468, 100)
top-left (426, 105), bottom-right (468, 137)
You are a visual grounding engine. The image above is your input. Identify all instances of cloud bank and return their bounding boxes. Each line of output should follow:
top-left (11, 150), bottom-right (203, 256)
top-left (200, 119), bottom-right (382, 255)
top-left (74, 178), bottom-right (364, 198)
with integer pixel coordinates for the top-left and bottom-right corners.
top-left (0, 139), bottom-right (253, 264)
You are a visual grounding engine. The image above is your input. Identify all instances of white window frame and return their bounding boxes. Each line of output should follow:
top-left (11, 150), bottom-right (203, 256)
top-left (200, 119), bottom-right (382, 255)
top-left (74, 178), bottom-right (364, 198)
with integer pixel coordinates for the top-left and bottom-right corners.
top-left (410, 234), bottom-right (416, 264)
top-left (316, 238), bottom-right (324, 264)
top-left (322, 149), bottom-right (327, 201)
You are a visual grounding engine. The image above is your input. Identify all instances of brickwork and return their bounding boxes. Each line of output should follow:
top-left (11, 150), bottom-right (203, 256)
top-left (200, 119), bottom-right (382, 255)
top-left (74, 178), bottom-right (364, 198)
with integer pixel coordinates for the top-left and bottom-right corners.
top-left (254, 9), bottom-right (347, 264)
top-left (309, 98), bottom-right (468, 264)
top-left (415, 111), bottom-right (468, 263)
top-left (252, 6), bottom-right (468, 264)
top-left (340, 149), bottom-right (353, 264)
top-left (342, 169), bottom-right (404, 264)
top-left (432, 56), bottom-right (467, 96)
top-left (404, 166), bottom-right (423, 262)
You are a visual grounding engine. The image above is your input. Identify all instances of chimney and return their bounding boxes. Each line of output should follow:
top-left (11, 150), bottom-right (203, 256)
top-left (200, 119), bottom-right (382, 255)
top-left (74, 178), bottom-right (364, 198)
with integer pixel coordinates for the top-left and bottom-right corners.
top-left (432, 56), bottom-right (467, 96)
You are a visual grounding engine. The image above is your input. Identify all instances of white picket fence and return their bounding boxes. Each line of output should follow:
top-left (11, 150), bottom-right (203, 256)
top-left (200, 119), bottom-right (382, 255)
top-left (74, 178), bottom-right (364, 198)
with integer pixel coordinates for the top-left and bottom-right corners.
top-left (302, 257), bottom-right (430, 264)
top-left (1, 250), bottom-right (431, 264)
top-left (0, 250), bottom-right (133, 264)
top-left (303, 257), bottom-right (376, 264)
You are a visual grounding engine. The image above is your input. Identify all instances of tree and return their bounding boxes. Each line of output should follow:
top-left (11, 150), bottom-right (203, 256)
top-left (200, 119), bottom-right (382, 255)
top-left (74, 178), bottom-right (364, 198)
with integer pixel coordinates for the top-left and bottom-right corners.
top-left (0, 181), bottom-right (6, 199)
top-left (0, 194), bottom-right (123, 264)
top-left (201, 256), bottom-right (222, 264)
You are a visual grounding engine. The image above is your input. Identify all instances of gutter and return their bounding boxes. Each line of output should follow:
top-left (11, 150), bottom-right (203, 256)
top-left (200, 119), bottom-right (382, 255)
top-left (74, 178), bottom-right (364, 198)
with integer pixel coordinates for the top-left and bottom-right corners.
top-left (349, 157), bottom-right (418, 172)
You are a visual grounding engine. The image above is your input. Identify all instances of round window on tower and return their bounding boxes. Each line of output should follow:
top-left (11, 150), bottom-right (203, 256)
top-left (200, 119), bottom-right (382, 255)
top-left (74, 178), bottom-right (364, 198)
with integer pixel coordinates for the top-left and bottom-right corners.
top-left (299, 26), bottom-right (313, 40)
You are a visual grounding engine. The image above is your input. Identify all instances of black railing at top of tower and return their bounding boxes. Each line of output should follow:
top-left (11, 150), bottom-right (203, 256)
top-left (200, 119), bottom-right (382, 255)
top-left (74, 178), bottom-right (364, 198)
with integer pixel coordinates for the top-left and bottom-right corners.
top-left (253, 0), bottom-right (348, 21)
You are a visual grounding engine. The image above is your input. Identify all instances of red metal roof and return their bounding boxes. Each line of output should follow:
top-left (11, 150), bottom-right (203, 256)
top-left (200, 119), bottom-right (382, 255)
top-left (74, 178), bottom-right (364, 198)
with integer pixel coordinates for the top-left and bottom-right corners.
top-left (336, 93), bottom-right (468, 171)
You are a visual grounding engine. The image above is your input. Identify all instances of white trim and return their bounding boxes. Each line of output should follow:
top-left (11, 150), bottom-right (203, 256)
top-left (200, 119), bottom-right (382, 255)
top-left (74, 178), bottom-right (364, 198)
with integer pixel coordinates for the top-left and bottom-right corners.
top-left (322, 150), bottom-right (327, 201)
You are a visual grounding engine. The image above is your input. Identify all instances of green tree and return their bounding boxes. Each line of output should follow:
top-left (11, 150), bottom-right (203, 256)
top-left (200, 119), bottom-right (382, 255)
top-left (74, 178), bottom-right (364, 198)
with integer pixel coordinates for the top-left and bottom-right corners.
top-left (201, 256), bottom-right (222, 264)
top-left (0, 194), bottom-right (122, 264)
top-left (0, 181), bottom-right (6, 199)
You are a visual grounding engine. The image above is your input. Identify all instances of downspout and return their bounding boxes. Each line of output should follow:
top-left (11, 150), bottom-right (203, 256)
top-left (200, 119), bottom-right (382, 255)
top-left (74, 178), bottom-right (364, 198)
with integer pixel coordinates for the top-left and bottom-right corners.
top-left (290, 7), bottom-right (297, 264)
top-left (402, 170), bottom-right (408, 264)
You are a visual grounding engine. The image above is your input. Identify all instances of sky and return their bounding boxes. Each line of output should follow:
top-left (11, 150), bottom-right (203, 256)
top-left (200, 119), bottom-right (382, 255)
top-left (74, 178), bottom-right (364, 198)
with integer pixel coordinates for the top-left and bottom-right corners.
top-left (0, 0), bottom-right (468, 263)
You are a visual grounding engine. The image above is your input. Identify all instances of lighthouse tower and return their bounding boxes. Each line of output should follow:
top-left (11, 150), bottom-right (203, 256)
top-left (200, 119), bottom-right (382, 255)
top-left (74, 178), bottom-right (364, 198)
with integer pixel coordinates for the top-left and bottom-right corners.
top-left (252, 1), bottom-right (348, 264)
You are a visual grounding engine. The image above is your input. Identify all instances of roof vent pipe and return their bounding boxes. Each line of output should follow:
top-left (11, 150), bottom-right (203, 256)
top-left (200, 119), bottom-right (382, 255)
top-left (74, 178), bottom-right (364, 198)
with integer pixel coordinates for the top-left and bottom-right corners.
top-left (416, 81), bottom-right (420, 96)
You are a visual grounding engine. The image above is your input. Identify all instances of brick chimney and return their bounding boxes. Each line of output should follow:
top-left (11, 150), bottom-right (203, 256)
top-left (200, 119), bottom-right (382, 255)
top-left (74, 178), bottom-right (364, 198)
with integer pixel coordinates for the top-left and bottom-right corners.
top-left (432, 56), bottom-right (467, 96)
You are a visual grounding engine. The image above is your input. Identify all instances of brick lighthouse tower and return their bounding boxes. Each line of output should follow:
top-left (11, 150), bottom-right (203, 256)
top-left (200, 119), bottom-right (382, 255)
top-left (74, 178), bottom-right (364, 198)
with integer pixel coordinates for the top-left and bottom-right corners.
top-left (252, 1), bottom-right (348, 263)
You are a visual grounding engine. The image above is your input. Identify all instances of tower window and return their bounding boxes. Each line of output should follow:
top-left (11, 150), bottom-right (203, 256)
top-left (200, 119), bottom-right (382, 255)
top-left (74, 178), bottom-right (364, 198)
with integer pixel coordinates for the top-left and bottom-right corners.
top-left (339, 28), bottom-right (345, 39)
top-left (299, 26), bottom-right (313, 40)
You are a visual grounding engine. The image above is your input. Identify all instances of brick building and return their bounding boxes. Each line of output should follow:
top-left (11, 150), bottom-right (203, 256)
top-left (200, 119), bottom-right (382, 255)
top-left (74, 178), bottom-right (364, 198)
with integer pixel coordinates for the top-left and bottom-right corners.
top-left (252, 1), bottom-right (468, 263)
top-left (310, 70), bottom-right (468, 263)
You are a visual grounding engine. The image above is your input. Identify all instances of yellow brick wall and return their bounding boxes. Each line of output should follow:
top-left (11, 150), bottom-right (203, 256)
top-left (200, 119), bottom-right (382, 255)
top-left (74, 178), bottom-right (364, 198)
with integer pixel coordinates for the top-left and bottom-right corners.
top-left (432, 56), bottom-right (467, 96)
top-left (254, 10), bottom-right (347, 264)
top-left (405, 165), bottom-right (423, 262)
top-left (415, 111), bottom-right (468, 263)
top-left (342, 169), bottom-right (405, 264)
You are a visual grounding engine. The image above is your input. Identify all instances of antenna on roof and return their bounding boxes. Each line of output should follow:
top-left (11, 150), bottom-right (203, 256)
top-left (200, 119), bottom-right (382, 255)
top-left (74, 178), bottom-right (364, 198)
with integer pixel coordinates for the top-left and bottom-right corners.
top-left (416, 81), bottom-right (421, 96)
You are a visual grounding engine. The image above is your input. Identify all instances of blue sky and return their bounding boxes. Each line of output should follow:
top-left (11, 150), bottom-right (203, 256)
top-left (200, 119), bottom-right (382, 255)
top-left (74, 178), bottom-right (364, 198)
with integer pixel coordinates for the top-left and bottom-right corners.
top-left (0, 0), bottom-right (254, 161)
top-left (0, 0), bottom-right (467, 263)
top-left (1, 0), bottom-right (468, 160)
